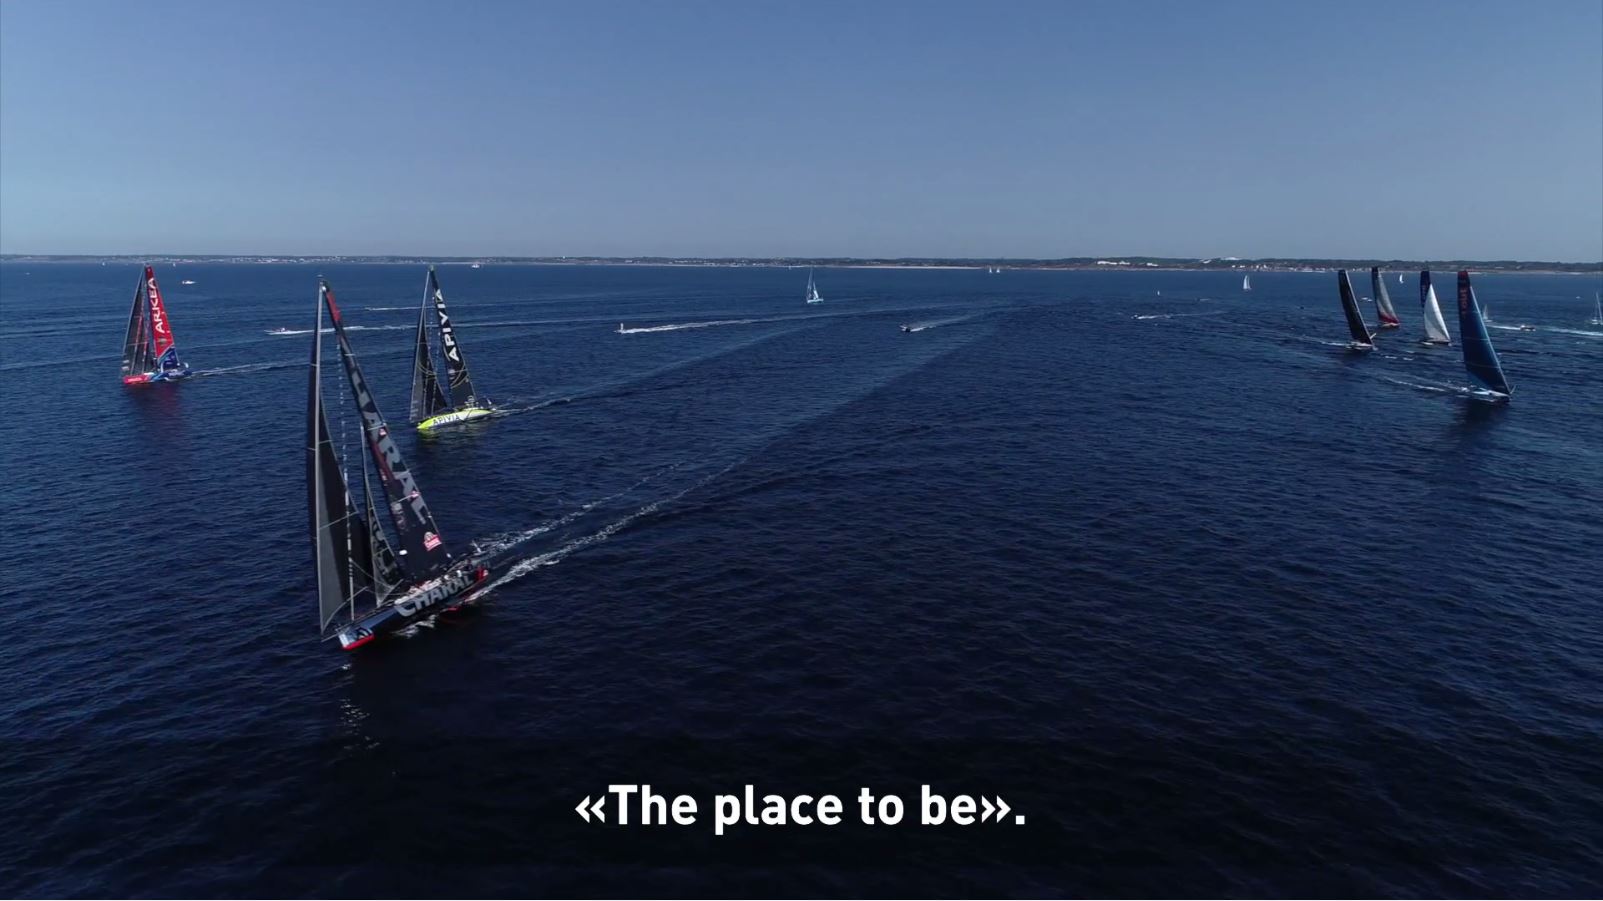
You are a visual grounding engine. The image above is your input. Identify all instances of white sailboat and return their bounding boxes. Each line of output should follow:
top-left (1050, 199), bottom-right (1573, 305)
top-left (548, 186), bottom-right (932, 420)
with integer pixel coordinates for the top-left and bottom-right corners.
top-left (1242, 274), bottom-right (1252, 292)
top-left (1591, 291), bottom-right (1602, 326)
top-left (805, 268), bottom-right (822, 304)
top-left (1418, 271), bottom-right (1451, 345)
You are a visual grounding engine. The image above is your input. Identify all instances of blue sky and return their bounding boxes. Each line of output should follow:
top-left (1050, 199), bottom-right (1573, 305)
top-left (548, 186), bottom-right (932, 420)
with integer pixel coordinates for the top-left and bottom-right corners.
top-left (2, 0), bottom-right (1599, 259)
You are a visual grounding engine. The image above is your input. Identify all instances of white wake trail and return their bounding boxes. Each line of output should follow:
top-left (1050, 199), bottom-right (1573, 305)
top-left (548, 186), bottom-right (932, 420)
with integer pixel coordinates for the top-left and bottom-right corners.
top-left (481, 461), bottom-right (732, 593)
top-left (188, 361), bottom-right (304, 378)
top-left (616, 318), bottom-right (760, 334)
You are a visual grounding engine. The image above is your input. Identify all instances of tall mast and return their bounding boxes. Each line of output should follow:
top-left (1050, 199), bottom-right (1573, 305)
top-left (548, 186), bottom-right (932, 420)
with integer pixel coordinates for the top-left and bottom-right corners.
top-left (409, 268), bottom-right (449, 421)
top-left (309, 281), bottom-right (352, 630)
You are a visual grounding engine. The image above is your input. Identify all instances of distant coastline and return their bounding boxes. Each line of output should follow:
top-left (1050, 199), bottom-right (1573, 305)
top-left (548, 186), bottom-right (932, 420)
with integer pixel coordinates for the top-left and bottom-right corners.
top-left (1, 254), bottom-right (1598, 274)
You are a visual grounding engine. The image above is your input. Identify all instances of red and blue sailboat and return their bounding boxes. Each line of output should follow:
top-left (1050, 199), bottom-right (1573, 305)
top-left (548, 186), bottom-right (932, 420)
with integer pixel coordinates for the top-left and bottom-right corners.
top-left (120, 265), bottom-right (192, 384)
top-left (308, 279), bottom-right (493, 650)
top-left (1370, 267), bottom-right (1401, 329)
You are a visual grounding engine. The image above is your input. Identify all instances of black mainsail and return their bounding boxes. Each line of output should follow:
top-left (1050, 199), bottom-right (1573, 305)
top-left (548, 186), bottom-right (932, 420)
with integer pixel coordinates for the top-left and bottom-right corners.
top-left (408, 284), bottom-right (450, 423)
top-left (309, 287), bottom-right (366, 629)
top-left (1337, 269), bottom-right (1374, 347)
top-left (1456, 271), bottom-right (1512, 397)
top-left (120, 272), bottom-right (155, 378)
top-left (429, 267), bottom-right (479, 408)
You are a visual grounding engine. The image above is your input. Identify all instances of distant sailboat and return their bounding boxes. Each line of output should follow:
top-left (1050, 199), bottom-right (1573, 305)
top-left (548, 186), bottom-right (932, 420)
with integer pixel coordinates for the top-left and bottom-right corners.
top-left (120, 265), bottom-right (192, 384)
top-left (1591, 291), bottom-right (1602, 326)
top-left (1243, 274), bottom-right (1252, 292)
top-left (309, 279), bottom-right (492, 650)
top-left (409, 266), bottom-right (495, 431)
top-left (1417, 271), bottom-right (1451, 345)
top-left (1370, 267), bottom-right (1400, 328)
top-left (1337, 269), bottom-right (1374, 350)
top-left (1398, 273), bottom-right (1404, 284)
top-left (1455, 271), bottom-right (1511, 401)
top-left (805, 268), bottom-right (822, 304)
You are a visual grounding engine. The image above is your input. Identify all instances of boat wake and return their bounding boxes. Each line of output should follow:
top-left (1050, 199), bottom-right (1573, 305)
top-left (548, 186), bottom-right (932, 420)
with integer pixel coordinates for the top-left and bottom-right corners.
top-left (472, 460), bottom-right (718, 593)
top-left (489, 395), bottom-right (578, 417)
top-left (902, 314), bottom-right (980, 332)
top-left (1546, 327), bottom-right (1603, 339)
top-left (188, 361), bottom-right (304, 378)
top-left (1133, 310), bottom-right (1227, 321)
top-left (1380, 376), bottom-right (1477, 397)
top-left (617, 318), bottom-right (760, 334)
top-left (485, 464), bottom-right (729, 592)
top-left (266, 325), bottom-right (412, 336)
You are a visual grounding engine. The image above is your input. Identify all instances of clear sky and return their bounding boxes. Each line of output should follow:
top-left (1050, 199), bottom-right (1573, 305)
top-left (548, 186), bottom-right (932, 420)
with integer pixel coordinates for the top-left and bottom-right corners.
top-left (2, 0), bottom-right (1600, 260)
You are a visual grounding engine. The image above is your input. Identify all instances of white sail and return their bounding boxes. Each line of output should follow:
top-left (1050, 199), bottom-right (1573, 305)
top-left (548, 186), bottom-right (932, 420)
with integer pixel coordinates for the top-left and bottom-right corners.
top-left (1398, 274), bottom-right (1404, 284)
top-left (1422, 283), bottom-right (1451, 344)
top-left (1593, 292), bottom-right (1602, 326)
top-left (805, 268), bottom-right (821, 303)
top-left (1243, 274), bottom-right (1252, 291)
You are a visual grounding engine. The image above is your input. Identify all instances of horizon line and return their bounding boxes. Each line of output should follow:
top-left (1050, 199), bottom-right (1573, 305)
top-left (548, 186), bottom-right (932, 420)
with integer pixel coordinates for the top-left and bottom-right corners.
top-left (3, 253), bottom-right (1600, 268)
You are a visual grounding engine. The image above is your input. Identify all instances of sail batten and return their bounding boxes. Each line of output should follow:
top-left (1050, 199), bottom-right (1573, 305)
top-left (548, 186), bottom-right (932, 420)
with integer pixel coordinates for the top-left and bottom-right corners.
top-left (1456, 271), bottom-right (1511, 396)
top-left (1371, 267), bottom-right (1400, 327)
top-left (1337, 270), bottom-right (1373, 345)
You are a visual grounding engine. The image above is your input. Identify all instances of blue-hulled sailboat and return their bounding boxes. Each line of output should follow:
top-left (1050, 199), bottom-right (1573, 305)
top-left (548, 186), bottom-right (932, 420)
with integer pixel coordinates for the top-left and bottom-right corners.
top-left (1455, 271), bottom-right (1511, 402)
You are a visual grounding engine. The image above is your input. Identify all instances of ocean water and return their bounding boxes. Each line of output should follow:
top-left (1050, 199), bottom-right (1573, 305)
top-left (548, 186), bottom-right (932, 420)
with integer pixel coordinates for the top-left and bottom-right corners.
top-left (1, 263), bottom-right (1600, 897)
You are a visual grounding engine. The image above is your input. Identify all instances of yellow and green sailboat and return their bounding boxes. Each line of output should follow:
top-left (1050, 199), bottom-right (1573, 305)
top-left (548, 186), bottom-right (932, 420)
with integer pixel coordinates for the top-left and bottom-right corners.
top-left (410, 266), bottom-right (495, 432)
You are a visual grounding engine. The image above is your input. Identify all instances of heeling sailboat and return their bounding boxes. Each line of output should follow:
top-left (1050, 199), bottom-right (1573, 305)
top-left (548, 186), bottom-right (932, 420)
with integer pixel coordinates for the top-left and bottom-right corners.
top-left (1417, 271), bottom-right (1451, 345)
top-left (805, 268), bottom-right (822, 304)
top-left (1455, 271), bottom-right (1512, 401)
top-left (410, 266), bottom-right (495, 431)
top-left (310, 279), bottom-right (491, 650)
top-left (1370, 267), bottom-right (1400, 328)
top-left (1590, 291), bottom-right (1602, 326)
top-left (1242, 273), bottom-right (1252, 292)
top-left (120, 265), bottom-right (192, 384)
top-left (1337, 269), bottom-right (1375, 351)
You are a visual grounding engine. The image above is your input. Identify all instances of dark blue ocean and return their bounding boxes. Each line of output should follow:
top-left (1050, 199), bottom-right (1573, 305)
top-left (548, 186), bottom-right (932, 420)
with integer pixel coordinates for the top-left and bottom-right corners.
top-left (1, 263), bottom-right (1600, 897)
